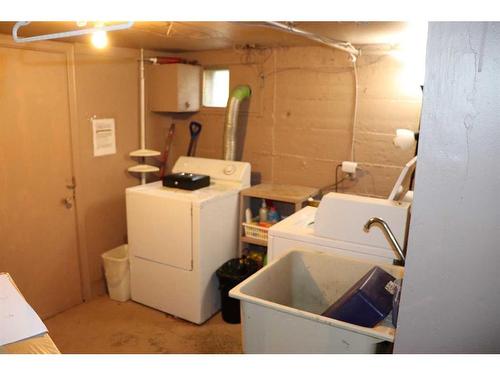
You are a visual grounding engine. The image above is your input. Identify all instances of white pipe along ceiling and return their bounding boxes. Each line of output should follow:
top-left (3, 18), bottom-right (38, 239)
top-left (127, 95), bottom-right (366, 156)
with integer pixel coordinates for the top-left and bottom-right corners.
top-left (11, 21), bottom-right (134, 43)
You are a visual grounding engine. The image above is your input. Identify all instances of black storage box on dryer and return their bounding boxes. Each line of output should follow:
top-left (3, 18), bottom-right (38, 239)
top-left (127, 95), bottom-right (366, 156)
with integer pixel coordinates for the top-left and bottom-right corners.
top-left (162, 172), bottom-right (210, 190)
top-left (322, 266), bottom-right (396, 328)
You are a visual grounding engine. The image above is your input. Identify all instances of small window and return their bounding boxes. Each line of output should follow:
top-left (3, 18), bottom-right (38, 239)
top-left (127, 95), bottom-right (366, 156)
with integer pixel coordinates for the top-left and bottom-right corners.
top-left (202, 69), bottom-right (230, 108)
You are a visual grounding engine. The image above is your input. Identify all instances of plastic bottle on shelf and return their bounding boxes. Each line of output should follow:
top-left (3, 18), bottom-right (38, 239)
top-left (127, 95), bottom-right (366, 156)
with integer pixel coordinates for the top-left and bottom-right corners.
top-left (245, 208), bottom-right (253, 223)
top-left (259, 199), bottom-right (268, 223)
top-left (267, 206), bottom-right (280, 223)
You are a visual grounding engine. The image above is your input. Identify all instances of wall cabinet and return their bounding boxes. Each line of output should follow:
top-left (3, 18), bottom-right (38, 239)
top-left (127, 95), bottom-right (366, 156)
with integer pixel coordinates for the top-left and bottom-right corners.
top-left (148, 63), bottom-right (201, 112)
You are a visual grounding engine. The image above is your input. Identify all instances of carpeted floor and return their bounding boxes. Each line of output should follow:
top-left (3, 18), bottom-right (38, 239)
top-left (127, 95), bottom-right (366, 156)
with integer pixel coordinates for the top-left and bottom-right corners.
top-left (43, 296), bottom-right (242, 354)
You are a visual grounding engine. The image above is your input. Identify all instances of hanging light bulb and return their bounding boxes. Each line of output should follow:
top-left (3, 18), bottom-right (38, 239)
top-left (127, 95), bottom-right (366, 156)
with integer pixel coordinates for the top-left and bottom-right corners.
top-left (91, 22), bottom-right (108, 49)
top-left (91, 31), bottom-right (108, 48)
top-left (91, 30), bottom-right (108, 48)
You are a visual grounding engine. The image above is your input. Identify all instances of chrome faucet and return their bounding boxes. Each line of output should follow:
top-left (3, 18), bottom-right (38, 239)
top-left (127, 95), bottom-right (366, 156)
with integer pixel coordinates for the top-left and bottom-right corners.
top-left (364, 217), bottom-right (406, 265)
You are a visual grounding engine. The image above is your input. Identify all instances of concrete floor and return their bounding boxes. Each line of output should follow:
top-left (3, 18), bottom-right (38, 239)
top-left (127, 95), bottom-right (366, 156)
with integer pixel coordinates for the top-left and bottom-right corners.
top-left (44, 296), bottom-right (242, 354)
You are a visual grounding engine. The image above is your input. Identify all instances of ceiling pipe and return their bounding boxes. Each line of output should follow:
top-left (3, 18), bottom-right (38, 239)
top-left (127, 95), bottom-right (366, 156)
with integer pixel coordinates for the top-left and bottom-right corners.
top-left (262, 21), bottom-right (360, 57)
top-left (12, 21), bottom-right (134, 43)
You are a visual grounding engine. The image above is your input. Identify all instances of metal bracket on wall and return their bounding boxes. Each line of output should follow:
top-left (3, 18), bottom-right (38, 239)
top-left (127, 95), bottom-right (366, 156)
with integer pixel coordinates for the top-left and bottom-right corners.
top-left (12, 21), bottom-right (134, 43)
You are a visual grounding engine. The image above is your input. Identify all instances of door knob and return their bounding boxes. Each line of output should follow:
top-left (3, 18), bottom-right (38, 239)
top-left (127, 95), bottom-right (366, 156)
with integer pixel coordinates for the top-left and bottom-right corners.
top-left (62, 197), bottom-right (73, 209)
top-left (66, 177), bottom-right (76, 190)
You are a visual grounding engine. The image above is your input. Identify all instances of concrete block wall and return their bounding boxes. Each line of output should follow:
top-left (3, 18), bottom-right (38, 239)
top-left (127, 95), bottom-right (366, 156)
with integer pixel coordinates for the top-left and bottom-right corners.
top-left (149, 45), bottom-right (422, 198)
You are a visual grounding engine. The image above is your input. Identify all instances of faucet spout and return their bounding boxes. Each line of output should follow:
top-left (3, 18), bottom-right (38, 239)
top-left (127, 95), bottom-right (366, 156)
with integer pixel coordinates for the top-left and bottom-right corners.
top-left (364, 217), bottom-right (406, 264)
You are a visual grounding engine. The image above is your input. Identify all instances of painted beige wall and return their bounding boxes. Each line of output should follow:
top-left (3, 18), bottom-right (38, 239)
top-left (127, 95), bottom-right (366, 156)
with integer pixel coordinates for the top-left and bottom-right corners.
top-left (0, 38), bottom-right (150, 302)
top-left (72, 45), bottom-right (175, 297)
top-left (161, 46), bottom-right (421, 198)
top-left (72, 45), bottom-right (176, 297)
top-left (72, 44), bottom-right (141, 296)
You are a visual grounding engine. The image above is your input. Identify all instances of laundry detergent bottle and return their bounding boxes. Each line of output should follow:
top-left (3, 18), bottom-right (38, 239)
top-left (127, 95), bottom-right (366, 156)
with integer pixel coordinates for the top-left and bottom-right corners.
top-left (268, 206), bottom-right (280, 223)
top-left (259, 199), bottom-right (268, 223)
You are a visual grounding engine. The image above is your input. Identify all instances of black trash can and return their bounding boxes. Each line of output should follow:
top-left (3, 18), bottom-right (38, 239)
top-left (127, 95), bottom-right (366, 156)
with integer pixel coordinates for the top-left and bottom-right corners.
top-left (216, 257), bottom-right (260, 324)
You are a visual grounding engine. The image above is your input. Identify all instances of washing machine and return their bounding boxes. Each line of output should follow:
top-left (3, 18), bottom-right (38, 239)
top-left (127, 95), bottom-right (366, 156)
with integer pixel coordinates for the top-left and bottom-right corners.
top-left (268, 193), bottom-right (412, 265)
top-left (268, 158), bottom-right (416, 264)
top-left (126, 156), bottom-right (251, 324)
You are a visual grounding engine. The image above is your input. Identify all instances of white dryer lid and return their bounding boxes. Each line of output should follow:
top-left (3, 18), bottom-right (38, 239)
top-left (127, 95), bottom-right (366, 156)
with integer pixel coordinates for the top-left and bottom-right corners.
top-left (126, 181), bottom-right (239, 203)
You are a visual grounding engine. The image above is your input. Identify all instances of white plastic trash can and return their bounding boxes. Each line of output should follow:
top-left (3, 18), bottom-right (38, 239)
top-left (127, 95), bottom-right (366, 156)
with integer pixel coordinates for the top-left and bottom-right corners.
top-left (102, 244), bottom-right (130, 302)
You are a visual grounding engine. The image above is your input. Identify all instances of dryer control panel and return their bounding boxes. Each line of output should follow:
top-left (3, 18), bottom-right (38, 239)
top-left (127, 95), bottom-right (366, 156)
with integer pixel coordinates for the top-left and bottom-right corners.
top-left (173, 156), bottom-right (251, 188)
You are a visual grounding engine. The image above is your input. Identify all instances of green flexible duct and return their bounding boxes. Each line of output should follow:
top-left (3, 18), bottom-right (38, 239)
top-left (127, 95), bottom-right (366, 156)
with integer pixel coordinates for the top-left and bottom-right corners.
top-left (223, 85), bottom-right (252, 161)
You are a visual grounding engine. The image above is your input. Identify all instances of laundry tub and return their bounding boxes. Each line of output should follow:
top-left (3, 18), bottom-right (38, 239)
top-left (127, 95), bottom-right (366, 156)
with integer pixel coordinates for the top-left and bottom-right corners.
top-left (229, 249), bottom-right (404, 353)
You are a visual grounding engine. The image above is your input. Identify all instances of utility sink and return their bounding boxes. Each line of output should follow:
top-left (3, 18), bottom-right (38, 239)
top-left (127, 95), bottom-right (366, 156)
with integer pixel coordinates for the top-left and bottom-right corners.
top-left (229, 249), bottom-right (404, 353)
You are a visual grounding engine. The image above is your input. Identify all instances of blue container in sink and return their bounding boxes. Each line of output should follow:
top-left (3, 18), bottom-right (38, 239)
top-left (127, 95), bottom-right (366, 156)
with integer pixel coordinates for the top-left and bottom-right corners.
top-left (322, 266), bottom-right (395, 328)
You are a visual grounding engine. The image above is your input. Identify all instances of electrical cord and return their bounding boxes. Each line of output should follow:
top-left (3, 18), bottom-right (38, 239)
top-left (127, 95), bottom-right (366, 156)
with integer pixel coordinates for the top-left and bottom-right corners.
top-left (350, 53), bottom-right (359, 161)
top-left (335, 164), bottom-right (343, 192)
top-left (319, 164), bottom-right (346, 195)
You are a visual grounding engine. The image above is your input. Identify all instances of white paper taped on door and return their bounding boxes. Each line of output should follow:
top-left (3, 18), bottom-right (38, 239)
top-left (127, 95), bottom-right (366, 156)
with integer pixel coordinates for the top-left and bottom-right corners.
top-left (92, 118), bottom-right (116, 157)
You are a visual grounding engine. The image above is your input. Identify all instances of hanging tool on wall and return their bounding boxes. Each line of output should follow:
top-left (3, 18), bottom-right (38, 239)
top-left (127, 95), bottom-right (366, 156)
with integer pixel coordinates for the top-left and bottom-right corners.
top-left (159, 123), bottom-right (176, 178)
top-left (187, 121), bottom-right (202, 156)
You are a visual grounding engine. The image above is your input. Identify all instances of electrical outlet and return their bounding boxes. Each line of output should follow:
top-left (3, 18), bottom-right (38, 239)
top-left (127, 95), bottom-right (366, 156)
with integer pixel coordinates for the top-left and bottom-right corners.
top-left (342, 161), bottom-right (358, 178)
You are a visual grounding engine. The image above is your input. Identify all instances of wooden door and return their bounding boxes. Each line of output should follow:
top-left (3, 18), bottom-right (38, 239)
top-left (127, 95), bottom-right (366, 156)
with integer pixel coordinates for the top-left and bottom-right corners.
top-left (0, 45), bottom-right (83, 318)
